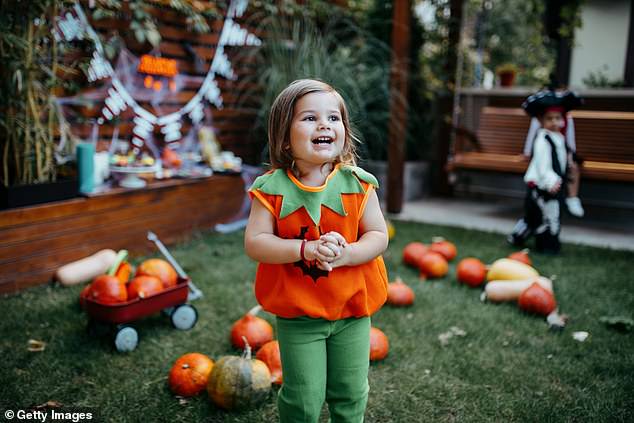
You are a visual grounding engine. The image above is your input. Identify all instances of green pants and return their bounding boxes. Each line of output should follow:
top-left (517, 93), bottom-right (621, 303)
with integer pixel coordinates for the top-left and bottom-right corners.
top-left (276, 316), bottom-right (371, 423)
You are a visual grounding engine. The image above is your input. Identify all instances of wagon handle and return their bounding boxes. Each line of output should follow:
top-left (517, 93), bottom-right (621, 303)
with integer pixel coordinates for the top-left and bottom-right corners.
top-left (147, 231), bottom-right (203, 301)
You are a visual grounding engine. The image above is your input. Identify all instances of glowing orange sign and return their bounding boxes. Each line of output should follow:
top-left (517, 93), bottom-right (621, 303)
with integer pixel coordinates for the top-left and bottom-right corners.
top-left (137, 55), bottom-right (178, 77)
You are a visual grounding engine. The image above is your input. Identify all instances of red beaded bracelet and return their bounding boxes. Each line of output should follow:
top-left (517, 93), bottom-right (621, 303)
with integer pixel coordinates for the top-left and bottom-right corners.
top-left (300, 239), bottom-right (307, 261)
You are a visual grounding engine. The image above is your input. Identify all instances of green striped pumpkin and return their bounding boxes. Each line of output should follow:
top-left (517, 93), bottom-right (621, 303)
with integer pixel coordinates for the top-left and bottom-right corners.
top-left (207, 340), bottom-right (271, 410)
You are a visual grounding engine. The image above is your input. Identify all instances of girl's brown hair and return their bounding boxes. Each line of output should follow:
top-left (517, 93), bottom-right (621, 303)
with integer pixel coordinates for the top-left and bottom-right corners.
top-left (267, 79), bottom-right (360, 170)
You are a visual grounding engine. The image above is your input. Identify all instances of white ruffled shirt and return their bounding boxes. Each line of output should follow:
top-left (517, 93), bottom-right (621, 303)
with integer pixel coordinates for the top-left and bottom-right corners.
top-left (524, 129), bottom-right (567, 191)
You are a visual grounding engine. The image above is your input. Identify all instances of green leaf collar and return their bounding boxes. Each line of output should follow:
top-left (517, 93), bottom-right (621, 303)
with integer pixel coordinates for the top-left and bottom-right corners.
top-left (250, 165), bottom-right (378, 225)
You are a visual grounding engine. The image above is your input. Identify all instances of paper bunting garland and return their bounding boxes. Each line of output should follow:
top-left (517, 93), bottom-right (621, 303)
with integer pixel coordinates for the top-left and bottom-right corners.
top-left (54, 0), bottom-right (261, 148)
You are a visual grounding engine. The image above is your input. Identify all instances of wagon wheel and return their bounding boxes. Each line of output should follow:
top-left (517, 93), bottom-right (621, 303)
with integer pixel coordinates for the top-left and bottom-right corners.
top-left (170, 304), bottom-right (198, 330)
top-left (114, 325), bottom-right (139, 352)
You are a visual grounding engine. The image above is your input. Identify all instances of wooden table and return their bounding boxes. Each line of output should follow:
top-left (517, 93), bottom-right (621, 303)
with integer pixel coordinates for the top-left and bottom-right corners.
top-left (0, 174), bottom-right (244, 294)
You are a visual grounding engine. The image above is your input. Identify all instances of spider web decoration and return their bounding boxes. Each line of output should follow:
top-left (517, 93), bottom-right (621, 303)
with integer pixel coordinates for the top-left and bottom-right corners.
top-left (53, 0), bottom-right (261, 154)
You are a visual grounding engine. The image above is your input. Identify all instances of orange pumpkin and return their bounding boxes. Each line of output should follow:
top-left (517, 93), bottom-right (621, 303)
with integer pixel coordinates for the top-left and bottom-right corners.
top-left (518, 282), bottom-right (557, 316)
top-left (89, 275), bottom-right (127, 304)
top-left (127, 275), bottom-right (164, 300)
top-left (168, 352), bottom-right (214, 397)
top-left (136, 258), bottom-right (178, 289)
top-left (369, 327), bottom-right (389, 361)
top-left (456, 258), bottom-right (487, 287)
top-left (386, 277), bottom-right (415, 306)
top-left (402, 242), bottom-right (428, 267)
top-left (419, 252), bottom-right (449, 279)
top-left (429, 238), bottom-right (457, 261)
top-left (508, 249), bottom-right (532, 266)
top-left (230, 305), bottom-right (274, 351)
top-left (255, 340), bottom-right (283, 385)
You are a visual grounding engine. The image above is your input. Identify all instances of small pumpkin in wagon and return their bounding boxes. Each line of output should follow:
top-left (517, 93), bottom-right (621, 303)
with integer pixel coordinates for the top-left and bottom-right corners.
top-left (127, 275), bottom-right (163, 300)
top-left (207, 338), bottom-right (271, 410)
top-left (89, 275), bottom-right (127, 304)
top-left (136, 258), bottom-right (178, 289)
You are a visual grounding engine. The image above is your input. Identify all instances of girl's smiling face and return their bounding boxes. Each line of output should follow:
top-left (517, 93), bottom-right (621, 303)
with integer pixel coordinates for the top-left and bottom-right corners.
top-left (289, 91), bottom-right (346, 169)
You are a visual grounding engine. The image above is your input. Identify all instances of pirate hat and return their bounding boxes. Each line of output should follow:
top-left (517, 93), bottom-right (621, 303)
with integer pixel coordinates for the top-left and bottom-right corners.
top-left (522, 89), bottom-right (583, 117)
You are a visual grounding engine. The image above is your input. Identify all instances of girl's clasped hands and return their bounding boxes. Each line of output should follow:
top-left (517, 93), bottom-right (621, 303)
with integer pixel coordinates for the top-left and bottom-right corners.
top-left (303, 231), bottom-right (349, 271)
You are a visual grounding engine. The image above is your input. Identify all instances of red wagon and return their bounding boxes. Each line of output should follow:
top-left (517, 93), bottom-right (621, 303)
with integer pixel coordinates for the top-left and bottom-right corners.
top-left (84, 277), bottom-right (198, 352)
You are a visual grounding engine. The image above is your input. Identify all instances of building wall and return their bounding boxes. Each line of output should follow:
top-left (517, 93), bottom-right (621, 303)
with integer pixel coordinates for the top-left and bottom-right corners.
top-left (569, 0), bottom-right (631, 88)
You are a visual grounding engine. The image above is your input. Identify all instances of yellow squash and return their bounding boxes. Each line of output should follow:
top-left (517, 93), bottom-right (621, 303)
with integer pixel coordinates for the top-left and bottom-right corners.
top-left (486, 258), bottom-right (539, 281)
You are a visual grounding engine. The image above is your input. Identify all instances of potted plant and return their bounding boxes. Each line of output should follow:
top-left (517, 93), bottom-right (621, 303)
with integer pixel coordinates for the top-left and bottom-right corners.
top-left (495, 63), bottom-right (518, 87)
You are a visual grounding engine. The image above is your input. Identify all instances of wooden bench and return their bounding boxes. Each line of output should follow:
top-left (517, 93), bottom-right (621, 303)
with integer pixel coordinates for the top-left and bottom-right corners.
top-left (448, 107), bottom-right (634, 182)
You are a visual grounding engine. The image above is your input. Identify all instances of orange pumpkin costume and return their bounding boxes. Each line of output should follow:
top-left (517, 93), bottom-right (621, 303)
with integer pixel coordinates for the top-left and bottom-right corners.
top-left (248, 164), bottom-right (388, 320)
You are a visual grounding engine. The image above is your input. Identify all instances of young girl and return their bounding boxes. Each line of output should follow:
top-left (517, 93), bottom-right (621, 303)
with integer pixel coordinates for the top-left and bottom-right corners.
top-left (244, 79), bottom-right (388, 422)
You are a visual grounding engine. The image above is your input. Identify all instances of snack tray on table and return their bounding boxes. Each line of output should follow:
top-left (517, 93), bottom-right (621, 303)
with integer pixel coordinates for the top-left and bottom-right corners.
top-left (109, 164), bottom-right (159, 189)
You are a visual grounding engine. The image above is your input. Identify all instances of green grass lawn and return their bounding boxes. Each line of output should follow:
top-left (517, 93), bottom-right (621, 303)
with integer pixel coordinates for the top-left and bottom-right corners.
top-left (1, 220), bottom-right (633, 422)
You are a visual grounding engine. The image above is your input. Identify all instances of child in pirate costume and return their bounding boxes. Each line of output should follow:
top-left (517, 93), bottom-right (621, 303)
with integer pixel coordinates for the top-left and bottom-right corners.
top-left (523, 90), bottom-right (585, 217)
top-left (509, 89), bottom-right (582, 254)
top-left (244, 79), bottom-right (388, 423)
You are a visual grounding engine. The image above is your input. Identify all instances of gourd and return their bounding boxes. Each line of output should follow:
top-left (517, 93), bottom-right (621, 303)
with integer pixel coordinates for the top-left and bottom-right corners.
top-left (486, 258), bottom-right (538, 281)
top-left (485, 276), bottom-right (553, 302)
top-left (518, 282), bottom-right (557, 316)
top-left (55, 249), bottom-right (117, 286)
top-left (369, 327), bottom-right (389, 361)
top-left (255, 340), bottom-right (283, 385)
top-left (386, 277), bottom-right (415, 306)
top-left (207, 338), bottom-right (271, 410)
top-left (168, 353), bottom-right (214, 397)
top-left (429, 237), bottom-right (457, 261)
top-left (419, 252), bottom-right (448, 278)
top-left (230, 305), bottom-right (274, 351)
top-left (127, 276), bottom-right (164, 300)
top-left (456, 258), bottom-right (487, 287)
top-left (507, 249), bottom-right (532, 266)
top-left (402, 242), bottom-right (428, 267)
top-left (136, 258), bottom-right (178, 289)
